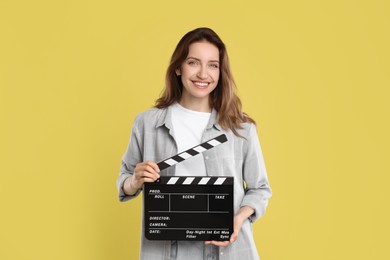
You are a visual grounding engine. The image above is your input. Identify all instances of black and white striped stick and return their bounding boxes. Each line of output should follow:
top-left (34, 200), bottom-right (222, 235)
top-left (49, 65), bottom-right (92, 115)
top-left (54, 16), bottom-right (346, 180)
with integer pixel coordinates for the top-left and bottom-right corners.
top-left (155, 176), bottom-right (233, 186)
top-left (157, 134), bottom-right (227, 171)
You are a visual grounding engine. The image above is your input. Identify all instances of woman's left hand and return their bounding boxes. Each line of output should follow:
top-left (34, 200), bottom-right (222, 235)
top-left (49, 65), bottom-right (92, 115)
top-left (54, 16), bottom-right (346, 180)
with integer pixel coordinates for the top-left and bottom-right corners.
top-left (204, 206), bottom-right (254, 247)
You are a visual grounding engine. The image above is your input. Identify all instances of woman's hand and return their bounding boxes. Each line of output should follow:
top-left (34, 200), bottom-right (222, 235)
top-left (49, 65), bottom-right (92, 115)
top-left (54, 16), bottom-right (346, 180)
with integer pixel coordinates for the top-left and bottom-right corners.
top-left (204, 206), bottom-right (254, 247)
top-left (123, 161), bottom-right (160, 195)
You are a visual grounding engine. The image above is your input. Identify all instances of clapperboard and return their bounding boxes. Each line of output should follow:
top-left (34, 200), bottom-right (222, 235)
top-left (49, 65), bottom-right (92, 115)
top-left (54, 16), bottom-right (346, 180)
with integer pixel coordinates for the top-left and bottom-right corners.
top-left (144, 134), bottom-right (234, 241)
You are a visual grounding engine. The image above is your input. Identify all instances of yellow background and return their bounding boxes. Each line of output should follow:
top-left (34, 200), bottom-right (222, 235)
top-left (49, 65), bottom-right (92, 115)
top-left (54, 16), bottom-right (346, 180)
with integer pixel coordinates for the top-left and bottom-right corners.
top-left (1, 0), bottom-right (389, 259)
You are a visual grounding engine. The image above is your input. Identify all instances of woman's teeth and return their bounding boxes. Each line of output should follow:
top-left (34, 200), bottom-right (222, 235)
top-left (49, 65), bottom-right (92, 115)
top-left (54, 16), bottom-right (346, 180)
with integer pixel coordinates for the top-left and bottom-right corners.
top-left (194, 82), bottom-right (208, 87)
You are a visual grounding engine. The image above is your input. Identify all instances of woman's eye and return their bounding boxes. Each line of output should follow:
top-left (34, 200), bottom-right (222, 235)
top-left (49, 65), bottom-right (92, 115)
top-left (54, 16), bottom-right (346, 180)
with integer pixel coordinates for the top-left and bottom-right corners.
top-left (209, 63), bottom-right (219, 69)
top-left (188, 60), bottom-right (199, 65)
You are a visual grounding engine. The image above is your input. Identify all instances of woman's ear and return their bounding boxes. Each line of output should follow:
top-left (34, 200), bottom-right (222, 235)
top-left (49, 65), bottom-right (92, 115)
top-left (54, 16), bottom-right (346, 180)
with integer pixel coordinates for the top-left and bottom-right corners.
top-left (175, 68), bottom-right (181, 76)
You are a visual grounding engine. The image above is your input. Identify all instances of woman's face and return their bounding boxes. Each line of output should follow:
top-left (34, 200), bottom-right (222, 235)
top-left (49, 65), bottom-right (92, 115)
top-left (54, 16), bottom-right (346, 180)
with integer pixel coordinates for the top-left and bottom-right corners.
top-left (177, 41), bottom-right (220, 107)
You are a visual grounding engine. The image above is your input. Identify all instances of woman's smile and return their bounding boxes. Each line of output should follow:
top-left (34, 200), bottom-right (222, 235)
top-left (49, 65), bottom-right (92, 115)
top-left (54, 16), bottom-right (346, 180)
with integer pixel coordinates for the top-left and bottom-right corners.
top-left (192, 81), bottom-right (210, 89)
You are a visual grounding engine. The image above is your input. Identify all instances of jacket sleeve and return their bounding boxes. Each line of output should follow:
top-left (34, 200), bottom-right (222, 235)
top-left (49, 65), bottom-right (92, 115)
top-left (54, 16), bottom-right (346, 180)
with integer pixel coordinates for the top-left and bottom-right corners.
top-left (240, 123), bottom-right (272, 222)
top-left (116, 116), bottom-right (143, 202)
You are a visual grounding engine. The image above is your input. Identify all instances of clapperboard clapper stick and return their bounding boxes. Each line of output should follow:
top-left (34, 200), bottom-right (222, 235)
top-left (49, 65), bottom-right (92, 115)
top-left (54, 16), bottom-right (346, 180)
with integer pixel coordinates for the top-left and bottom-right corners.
top-left (156, 134), bottom-right (228, 172)
top-left (144, 134), bottom-right (234, 241)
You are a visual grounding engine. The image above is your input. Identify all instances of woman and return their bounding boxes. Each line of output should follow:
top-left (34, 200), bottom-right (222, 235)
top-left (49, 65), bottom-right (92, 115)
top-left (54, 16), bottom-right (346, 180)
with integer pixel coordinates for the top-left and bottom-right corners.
top-left (117, 27), bottom-right (271, 260)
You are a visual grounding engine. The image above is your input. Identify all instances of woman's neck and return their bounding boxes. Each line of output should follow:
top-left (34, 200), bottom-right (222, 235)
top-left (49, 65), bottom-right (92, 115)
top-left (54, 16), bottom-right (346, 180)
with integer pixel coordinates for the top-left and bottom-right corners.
top-left (178, 98), bottom-right (211, 112)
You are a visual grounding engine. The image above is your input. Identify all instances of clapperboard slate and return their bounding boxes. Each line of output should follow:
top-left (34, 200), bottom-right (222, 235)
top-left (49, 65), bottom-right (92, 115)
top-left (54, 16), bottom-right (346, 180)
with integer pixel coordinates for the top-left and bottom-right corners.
top-left (144, 134), bottom-right (234, 241)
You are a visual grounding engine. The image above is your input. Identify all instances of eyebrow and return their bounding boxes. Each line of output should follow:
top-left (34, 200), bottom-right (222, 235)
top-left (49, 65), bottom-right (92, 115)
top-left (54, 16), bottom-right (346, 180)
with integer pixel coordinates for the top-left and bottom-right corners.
top-left (186, 57), bottom-right (220, 63)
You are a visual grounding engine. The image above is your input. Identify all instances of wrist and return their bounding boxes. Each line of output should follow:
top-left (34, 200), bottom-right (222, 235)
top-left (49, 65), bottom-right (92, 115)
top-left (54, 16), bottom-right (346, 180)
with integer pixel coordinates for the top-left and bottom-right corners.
top-left (123, 176), bottom-right (139, 195)
top-left (237, 206), bottom-right (254, 222)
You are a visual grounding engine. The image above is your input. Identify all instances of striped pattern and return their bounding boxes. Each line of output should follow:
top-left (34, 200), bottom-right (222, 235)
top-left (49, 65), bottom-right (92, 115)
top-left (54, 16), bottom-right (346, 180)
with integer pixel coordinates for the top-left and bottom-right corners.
top-left (157, 134), bottom-right (227, 171)
top-left (156, 176), bottom-right (233, 185)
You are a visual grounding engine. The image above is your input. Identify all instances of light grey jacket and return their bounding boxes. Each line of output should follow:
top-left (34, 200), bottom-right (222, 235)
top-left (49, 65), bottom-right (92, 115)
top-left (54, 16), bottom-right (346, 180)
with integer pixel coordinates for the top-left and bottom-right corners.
top-left (117, 105), bottom-right (272, 260)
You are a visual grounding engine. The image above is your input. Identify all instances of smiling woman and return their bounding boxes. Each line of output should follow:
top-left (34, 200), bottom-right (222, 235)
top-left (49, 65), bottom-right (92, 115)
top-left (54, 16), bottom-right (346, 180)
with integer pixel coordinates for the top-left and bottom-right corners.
top-left (116, 27), bottom-right (271, 260)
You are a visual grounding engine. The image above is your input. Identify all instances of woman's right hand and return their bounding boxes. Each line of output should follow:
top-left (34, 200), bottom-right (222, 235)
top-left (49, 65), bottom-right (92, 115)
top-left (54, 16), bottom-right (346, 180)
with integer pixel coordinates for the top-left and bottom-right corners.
top-left (123, 161), bottom-right (160, 195)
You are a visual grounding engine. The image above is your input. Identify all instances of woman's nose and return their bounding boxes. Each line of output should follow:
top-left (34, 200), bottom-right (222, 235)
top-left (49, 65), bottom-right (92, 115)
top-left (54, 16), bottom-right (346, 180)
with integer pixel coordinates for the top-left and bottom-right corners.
top-left (196, 66), bottom-right (208, 79)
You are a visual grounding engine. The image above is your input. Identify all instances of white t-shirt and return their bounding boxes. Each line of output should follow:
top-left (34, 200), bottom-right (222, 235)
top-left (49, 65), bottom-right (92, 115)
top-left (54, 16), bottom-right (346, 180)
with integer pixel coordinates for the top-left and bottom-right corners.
top-left (171, 103), bottom-right (211, 176)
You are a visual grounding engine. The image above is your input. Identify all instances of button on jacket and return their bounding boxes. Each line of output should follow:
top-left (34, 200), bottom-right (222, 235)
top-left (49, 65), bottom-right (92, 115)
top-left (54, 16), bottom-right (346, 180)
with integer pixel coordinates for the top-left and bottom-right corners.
top-left (117, 105), bottom-right (272, 260)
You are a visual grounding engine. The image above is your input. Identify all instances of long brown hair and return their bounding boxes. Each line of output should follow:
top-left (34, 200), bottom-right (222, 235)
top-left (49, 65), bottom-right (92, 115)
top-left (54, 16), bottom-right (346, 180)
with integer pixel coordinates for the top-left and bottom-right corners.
top-left (155, 27), bottom-right (255, 136)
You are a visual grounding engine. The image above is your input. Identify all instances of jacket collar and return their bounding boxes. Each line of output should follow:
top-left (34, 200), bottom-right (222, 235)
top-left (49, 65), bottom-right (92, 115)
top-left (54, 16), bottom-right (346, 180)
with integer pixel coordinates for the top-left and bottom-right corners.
top-left (155, 104), bottom-right (222, 131)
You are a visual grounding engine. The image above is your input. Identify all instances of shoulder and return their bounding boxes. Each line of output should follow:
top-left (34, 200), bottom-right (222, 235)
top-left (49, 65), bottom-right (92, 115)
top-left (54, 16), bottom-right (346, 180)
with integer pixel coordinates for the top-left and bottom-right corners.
top-left (135, 107), bottom-right (165, 122)
top-left (136, 107), bottom-right (165, 120)
top-left (133, 107), bottom-right (167, 128)
top-left (234, 122), bottom-right (258, 140)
